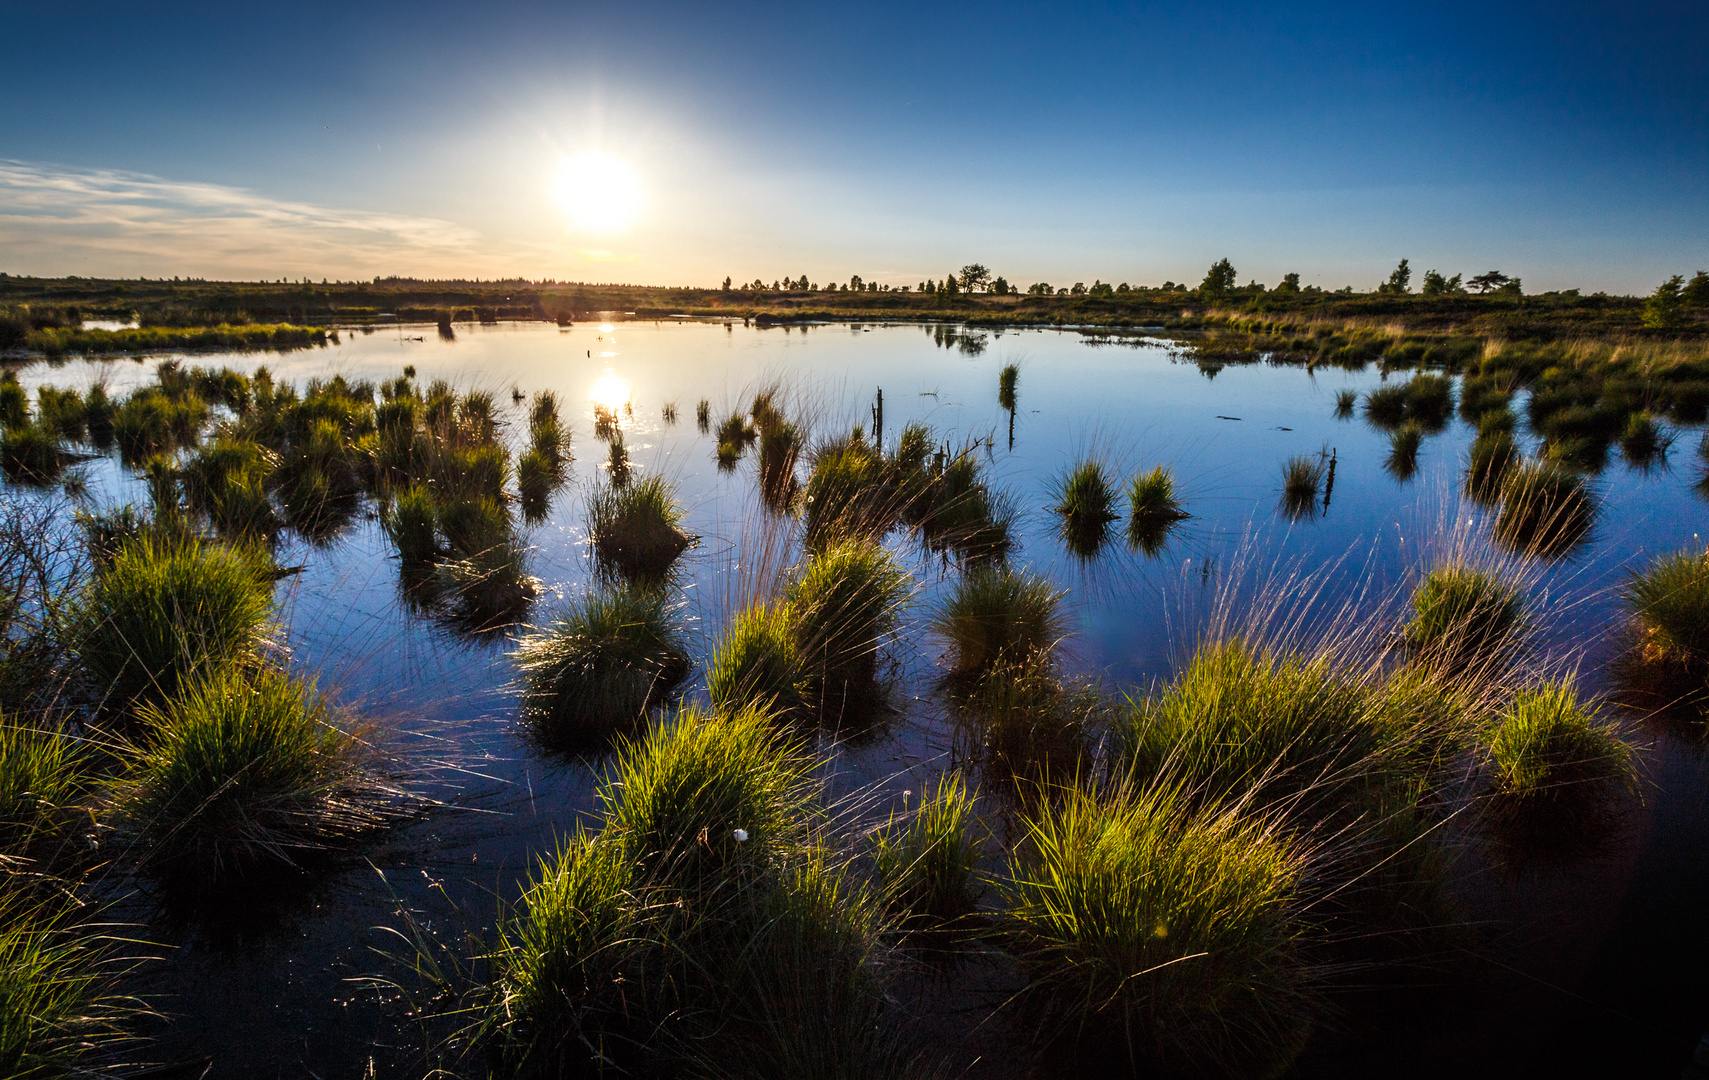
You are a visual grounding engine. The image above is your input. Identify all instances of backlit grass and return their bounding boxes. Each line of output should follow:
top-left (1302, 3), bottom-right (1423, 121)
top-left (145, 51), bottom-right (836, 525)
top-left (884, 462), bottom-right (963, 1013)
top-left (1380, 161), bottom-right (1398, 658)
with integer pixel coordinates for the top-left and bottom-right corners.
top-left (784, 539), bottom-right (909, 694)
top-left (931, 564), bottom-right (1064, 679)
top-left (72, 535), bottom-right (274, 712)
top-left (1051, 460), bottom-right (1118, 525)
top-left (1000, 782), bottom-right (1314, 1077)
top-left (0, 717), bottom-right (83, 858)
top-left (116, 663), bottom-right (387, 877)
top-left (514, 584), bottom-right (691, 747)
top-left (587, 475), bottom-right (692, 580)
top-left (872, 770), bottom-right (984, 927)
top-left (707, 603), bottom-right (809, 720)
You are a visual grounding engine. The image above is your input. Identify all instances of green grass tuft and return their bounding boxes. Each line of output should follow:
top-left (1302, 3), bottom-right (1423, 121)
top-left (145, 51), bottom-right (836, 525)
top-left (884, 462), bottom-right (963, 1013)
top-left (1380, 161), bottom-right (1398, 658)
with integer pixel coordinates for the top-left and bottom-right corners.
top-left (707, 603), bottom-right (809, 720)
top-left (0, 893), bottom-right (135, 1077)
top-left (588, 475), bottom-right (691, 580)
top-left (0, 424), bottom-right (62, 484)
top-left (1051, 460), bottom-right (1118, 525)
top-left (514, 584), bottom-right (690, 747)
top-left (784, 539), bottom-right (909, 693)
top-left (1128, 465), bottom-right (1187, 523)
top-left (72, 535), bottom-right (274, 712)
top-left (1465, 429), bottom-right (1519, 502)
top-left (872, 771), bottom-right (984, 927)
top-left (1486, 681), bottom-right (1634, 819)
top-left (931, 564), bottom-right (1064, 679)
top-left (0, 718), bottom-right (83, 858)
top-left (118, 663), bottom-right (385, 876)
top-left (1494, 459), bottom-right (1594, 555)
top-left (1000, 782), bottom-right (1314, 1077)
top-left (1405, 563), bottom-right (1527, 672)
top-left (602, 704), bottom-right (817, 894)
top-left (1623, 546), bottom-right (1709, 670)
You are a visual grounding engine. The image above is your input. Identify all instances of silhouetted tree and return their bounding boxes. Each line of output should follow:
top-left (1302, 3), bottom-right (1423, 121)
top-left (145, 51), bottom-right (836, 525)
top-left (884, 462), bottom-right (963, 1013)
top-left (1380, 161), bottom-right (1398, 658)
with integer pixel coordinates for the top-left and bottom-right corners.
top-left (1273, 272), bottom-right (1301, 294)
top-left (1378, 258), bottom-right (1412, 295)
top-left (1467, 270), bottom-right (1512, 294)
top-left (958, 264), bottom-right (992, 293)
top-left (722, 276), bottom-right (732, 291)
top-left (1683, 271), bottom-right (1709, 307)
top-left (1420, 270), bottom-right (1464, 296)
top-left (1027, 282), bottom-right (1052, 295)
top-left (1198, 258), bottom-right (1237, 296)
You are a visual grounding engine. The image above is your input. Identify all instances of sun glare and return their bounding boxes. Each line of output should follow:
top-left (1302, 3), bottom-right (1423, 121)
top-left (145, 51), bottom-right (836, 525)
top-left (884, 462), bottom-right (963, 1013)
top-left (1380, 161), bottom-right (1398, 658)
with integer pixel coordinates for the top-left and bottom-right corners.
top-left (553, 151), bottom-right (644, 234)
top-left (590, 371), bottom-right (631, 411)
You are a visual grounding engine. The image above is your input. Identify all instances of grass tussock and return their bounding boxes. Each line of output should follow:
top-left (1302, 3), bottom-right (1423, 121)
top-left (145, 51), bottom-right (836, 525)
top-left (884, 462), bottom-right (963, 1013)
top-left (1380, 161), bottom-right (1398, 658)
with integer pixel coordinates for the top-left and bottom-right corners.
top-left (784, 540), bottom-right (909, 718)
top-left (1279, 454), bottom-right (1325, 520)
top-left (1465, 429), bottom-right (1519, 503)
top-left (0, 892), bottom-right (138, 1077)
top-left (0, 718), bottom-right (84, 859)
top-left (514, 584), bottom-right (690, 748)
top-left (872, 771), bottom-right (984, 928)
top-left (114, 663), bottom-right (390, 877)
top-left (706, 603), bottom-right (808, 721)
top-left (1052, 459), bottom-right (1119, 526)
top-left (1127, 465), bottom-right (1188, 523)
top-left (587, 475), bottom-right (692, 580)
top-left (1000, 781), bottom-right (1315, 1078)
top-left (931, 564), bottom-right (1064, 680)
top-left (1404, 562), bottom-right (1528, 673)
top-left (0, 424), bottom-right (63, 485)
top-left (71, 535), bottom-right (274, 712)
top-left (1494, 459), bottom-right (1594, 556)
top-left (1622, 546), bottom-right (1709, 681)
top-left (1485, 680), bottom-right (1635, 831)
top-left (481, 706), bottom-right (921, 1077)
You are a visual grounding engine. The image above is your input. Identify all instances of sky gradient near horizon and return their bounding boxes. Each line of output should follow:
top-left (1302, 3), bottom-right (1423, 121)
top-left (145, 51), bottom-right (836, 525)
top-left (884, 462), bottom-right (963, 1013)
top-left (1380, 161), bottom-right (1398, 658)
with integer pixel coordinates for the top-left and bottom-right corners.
top-left (1, 0), bottom-right (1704, 293)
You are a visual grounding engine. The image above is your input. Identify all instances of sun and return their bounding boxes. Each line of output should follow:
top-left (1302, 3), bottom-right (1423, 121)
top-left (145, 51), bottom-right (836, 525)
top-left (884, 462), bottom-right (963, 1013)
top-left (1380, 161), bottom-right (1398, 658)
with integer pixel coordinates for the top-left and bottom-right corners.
top-left (552, 151), bottom-right (644, 234)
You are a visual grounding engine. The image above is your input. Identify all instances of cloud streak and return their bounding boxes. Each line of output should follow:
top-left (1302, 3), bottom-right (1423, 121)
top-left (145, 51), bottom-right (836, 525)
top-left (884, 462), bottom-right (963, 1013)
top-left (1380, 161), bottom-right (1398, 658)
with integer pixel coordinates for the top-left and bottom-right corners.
top-left (0, 160), bottom-right (500, 278)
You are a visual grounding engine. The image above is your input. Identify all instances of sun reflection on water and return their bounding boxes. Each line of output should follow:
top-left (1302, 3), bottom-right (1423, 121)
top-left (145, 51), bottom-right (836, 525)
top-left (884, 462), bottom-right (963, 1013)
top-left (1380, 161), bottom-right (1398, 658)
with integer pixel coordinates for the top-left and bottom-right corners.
top-left (590, 371), bottom-right (631, 411)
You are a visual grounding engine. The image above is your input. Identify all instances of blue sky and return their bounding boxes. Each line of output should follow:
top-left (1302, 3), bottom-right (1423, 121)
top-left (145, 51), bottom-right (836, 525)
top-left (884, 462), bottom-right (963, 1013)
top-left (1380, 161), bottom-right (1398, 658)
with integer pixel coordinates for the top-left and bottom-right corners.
top-left (1, 0), bottom-right (1703, 292)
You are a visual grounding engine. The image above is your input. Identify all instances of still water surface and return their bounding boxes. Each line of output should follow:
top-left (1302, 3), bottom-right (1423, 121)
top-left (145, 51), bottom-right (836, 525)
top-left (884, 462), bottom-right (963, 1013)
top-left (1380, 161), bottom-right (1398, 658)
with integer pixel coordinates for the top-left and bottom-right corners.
top-left (14, 320), bottom-right (1709, 1077)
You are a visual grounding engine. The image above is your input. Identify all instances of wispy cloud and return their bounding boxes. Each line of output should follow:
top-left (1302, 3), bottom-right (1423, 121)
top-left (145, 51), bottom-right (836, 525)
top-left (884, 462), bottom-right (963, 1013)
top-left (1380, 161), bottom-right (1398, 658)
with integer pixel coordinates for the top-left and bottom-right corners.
top-left (0, 160), bottom-right (499, 278)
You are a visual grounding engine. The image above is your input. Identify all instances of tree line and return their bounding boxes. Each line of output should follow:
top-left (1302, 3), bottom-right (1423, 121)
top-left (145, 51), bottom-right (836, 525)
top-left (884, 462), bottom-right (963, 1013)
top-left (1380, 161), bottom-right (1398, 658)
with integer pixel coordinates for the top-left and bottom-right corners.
top-left (719, 257), bottom-right (1709, 316)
